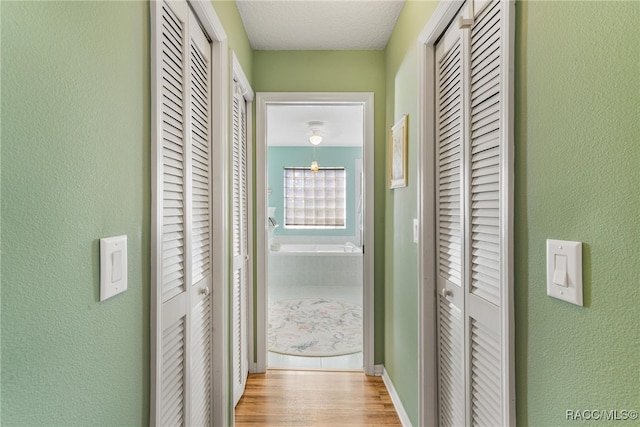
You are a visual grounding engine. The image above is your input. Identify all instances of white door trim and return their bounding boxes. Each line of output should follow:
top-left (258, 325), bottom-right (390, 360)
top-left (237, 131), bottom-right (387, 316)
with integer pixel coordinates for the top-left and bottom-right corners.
top-left (254, 92), bottom-right (375, 376)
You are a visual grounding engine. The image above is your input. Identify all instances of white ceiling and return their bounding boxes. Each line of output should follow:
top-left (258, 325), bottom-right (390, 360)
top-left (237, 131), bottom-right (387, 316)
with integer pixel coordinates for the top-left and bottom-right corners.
top-left (236, 0), bottom-right (406, 51)
top-left (267, 104), bottom-right (364, 147)
top-left (241, 1), bottom-right (403, 147)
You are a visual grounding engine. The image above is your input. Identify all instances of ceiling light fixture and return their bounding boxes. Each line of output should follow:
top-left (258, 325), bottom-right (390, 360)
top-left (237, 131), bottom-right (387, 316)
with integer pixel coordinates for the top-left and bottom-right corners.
top-left (309, 131), bottom-right (323, 145)
top-left (308, 121), bottom-right (324, 145)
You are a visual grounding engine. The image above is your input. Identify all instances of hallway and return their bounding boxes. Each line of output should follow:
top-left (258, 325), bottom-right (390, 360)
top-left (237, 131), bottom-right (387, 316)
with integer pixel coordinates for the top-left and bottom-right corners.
top-left (235, 370), bottom-right (402, 426)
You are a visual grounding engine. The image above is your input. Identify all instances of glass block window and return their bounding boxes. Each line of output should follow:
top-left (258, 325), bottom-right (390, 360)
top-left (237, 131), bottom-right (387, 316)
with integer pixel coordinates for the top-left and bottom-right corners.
top-left (284, 167), bottom-right (346, 228)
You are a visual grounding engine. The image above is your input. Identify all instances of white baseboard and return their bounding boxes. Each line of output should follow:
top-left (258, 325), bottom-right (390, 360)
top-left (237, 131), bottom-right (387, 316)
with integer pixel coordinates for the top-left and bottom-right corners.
top-left (381, 366), bottom-right (413, 427)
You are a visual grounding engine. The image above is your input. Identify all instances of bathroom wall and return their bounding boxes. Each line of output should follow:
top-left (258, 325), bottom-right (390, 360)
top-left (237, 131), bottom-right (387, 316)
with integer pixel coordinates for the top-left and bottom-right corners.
top-left (268, 146), bottom-right (362, 241)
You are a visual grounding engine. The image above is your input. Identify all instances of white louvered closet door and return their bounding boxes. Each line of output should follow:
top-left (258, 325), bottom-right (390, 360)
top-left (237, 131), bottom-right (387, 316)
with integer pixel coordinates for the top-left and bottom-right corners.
top-left (231, 82), bottom-right (249, 406)
top-left (435, 17), bottom-right (466, 427)
top-left (188, 9), bottom-right (213, 426)
top-left (435, 0), bottom-right (514, 425)
top-left (151, 1), bottom-right (213, 425)
top-left (466, 1), bottom-right (513, 425)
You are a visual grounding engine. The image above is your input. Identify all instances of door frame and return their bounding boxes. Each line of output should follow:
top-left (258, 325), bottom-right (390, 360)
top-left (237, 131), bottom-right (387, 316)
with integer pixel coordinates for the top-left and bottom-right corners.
top-left (254, 92), bottom-right (376, 376)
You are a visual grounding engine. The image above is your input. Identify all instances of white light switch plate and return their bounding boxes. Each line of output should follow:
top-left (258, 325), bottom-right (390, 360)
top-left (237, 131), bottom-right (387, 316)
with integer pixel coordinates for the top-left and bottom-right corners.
top-left (100, 235), bottom-right (128, 301)
top-left (546, 239), bottom-right (582, 306)
top-left (413, 218), bottom-right (419, 244)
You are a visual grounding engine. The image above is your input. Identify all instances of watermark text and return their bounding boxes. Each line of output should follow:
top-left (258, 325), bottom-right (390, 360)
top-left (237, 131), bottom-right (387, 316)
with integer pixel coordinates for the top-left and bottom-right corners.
top-left (566, 409), bottom-right (638, 422)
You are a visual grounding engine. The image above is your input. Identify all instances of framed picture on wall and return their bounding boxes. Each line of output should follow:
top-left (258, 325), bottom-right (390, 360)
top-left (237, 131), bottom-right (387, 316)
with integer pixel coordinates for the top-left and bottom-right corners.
top-left (388, 114), bottom-right (408, 189)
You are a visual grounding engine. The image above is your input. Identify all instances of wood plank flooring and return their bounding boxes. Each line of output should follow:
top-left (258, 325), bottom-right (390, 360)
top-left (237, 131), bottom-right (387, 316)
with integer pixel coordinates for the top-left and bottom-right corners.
top-left (235, 370), bottom-right (402, 426)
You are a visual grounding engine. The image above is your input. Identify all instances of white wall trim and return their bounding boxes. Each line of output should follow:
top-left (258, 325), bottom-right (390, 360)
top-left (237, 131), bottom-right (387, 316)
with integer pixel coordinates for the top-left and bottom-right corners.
top-left (189, 0), bottom-right (227, 43)
top-left (381, 367), bottom-right (413, 427)
top-left (416, 1), bottom-right (465, 427)
top-left (255, 92), bottom-right (375, 375)
top-left (210, 37), bottom-right (230, 427)
top-left (417, 0), bottom-right (465, 45)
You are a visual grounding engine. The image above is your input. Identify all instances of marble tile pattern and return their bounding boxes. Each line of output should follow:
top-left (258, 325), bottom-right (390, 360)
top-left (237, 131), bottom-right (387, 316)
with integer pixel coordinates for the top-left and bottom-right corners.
top-left (268, 252), bottom-right (363, 370)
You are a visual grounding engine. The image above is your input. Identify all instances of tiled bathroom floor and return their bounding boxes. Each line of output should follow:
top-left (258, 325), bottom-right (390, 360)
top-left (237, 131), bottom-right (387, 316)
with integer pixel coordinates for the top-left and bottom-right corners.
top-left (268, 284), bottom-right (363, 371)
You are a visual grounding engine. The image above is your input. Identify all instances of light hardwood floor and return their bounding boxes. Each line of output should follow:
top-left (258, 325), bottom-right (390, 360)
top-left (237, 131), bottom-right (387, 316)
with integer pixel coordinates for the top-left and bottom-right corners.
top-left (235, 370), bottom-right (402, 426)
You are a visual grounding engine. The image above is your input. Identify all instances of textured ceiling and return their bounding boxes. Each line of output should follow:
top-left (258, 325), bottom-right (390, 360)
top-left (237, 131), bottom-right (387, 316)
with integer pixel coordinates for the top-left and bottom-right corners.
top-left (236, 0), bottom-right (406, 50)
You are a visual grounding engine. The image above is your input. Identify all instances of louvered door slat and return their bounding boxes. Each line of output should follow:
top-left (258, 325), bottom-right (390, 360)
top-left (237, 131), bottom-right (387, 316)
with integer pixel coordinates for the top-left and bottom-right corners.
top-left (161, 0), bottom-right (186, 308)
top-left (438, 302), bottom-right (465, 427)
top-left (190, 36), bottom-right (210, 285)
top-left (232, 269), bottom-right (242, 384)
top-left (437, 33), bottom-right (463, 288)
top-left (470, 0), bottom-right (502, 309)
top-left (471, 319), bottom-right (501, 426)
top-left (240, 97), bottom-right (248, 254)
top-left (232, 95), bottom-right (242, 258)
top-left (161, 316), bottom-right (186, 426)
top-left (191, 295), bottom-right (211, 426)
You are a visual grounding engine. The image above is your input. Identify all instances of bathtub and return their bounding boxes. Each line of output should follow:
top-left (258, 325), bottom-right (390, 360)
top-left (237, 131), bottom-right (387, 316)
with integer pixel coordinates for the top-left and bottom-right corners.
top-left (268, 242), bottom-right (363, 288)
top-left (270, 242), bottom-right (362, 256)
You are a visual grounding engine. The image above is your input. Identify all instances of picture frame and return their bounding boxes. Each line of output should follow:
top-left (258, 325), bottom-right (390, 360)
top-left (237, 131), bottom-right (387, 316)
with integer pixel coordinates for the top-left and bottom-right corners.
top-left (388, 114), bottom-right (408, 189)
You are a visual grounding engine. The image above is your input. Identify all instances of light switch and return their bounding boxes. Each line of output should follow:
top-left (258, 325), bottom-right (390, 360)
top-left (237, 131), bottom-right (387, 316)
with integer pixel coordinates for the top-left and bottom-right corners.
top-left (112, 250), bottom-right (123, 282)
top-left (546, 239), bottom-right (582, 306)
top-left (552, 254), bottom-right (568, 287)
top-left (413, 218), bottom-right (419, 244)
top-left (100, 235), bottom-right (128, 301)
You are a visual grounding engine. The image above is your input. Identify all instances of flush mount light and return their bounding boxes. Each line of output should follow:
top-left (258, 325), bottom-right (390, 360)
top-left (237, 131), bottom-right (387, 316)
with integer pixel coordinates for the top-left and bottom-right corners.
top-left (309, 132), bottom-right (323, 145)
top-left (308, 121), bottom-right (324, 145)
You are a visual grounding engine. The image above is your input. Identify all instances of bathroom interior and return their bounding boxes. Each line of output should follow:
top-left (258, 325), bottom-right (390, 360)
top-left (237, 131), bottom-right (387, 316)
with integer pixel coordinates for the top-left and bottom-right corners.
top-left (265, 103), bottom-right (364, 370)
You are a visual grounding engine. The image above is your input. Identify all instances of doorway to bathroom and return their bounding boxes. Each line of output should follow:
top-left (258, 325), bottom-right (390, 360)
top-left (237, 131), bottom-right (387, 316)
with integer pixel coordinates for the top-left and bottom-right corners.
top-left (254, 92), bottom-right (375, 375)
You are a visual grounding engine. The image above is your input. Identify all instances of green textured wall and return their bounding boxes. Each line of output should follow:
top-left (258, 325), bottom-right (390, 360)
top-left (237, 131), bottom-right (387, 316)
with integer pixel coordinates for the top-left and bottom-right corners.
top-left (253, 50), bottom-right (387, 362)
top-left (268, 147), bottom-right (362, 238)
top-left (384, 0), bottom-right (640, 425)
top-left (1, 1), bottom-right (150, 425)
top-left (515, 1), bottom-right (640, 425)
top-left (1, 0), bottom-right (254, 425)
top-left (384, 1), bottom-right (438, 425)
